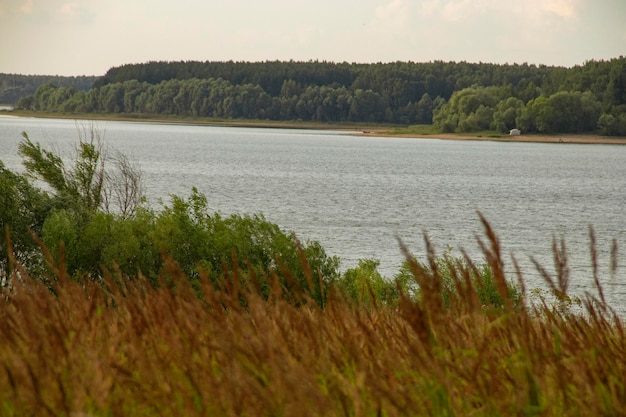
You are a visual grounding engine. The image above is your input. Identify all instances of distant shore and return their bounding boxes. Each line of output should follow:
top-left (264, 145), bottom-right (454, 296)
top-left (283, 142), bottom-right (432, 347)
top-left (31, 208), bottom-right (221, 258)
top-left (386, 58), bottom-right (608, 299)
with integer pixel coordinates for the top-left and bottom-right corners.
top-left (4, 111), bottom-right (626, 145)
top-left (363, 130), bottom-right (626, 145)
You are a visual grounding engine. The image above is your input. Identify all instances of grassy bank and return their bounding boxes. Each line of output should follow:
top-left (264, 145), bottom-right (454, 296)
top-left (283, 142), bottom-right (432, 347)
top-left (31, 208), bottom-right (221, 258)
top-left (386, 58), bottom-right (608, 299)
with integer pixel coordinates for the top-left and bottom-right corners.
top-left (0, 220), bottom-right (624, 416)
top-left (373, 124), bottom-right (626, 144)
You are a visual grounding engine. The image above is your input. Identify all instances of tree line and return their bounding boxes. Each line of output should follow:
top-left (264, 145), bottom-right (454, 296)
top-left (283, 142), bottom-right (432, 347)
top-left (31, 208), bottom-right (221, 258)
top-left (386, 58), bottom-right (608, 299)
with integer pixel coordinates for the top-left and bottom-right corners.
top-left (14, 58), bottom-right (626, 134)
top-left (0, 73), bottom-right (97, 105)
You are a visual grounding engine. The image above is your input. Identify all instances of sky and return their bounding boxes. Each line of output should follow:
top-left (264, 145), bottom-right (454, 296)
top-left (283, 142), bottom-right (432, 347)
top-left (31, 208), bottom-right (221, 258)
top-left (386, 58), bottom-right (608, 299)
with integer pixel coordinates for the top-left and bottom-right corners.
top-left (1, 0), bottom-right (625, 76)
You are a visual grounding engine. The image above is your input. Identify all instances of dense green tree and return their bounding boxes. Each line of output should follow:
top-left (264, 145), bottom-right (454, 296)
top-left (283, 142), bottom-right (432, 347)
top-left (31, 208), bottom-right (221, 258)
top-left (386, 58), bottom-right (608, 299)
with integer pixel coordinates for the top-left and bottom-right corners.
top-left (415, 93), bottom-right (434, 124)
top-left (578, 91), bottom-right (603, 131)
top-left (279, 79), bottom-right (303, 98)
top-left (517, 91), bottom-right (602, 133)
top-left (18, 127), bottom-right (143, 218)
top-left (99, 83), bottom-right (125, 113)
top-left (121, 80), bottom-right (149, 113)
top-left (517, 96), bottom-right (550, 133)
top-left (601, 58), bottom-right (626, 108)
top-left (349, 89), bottom-right (388, 122)
top-left (14, 94), bottom-right (33, 110)
top-left (31, 83), bottom-right (57, 111)
top-left (1, 73), bottom-right (97, 105)
top-left (59, 91), bottom-right (88, 113)
top-left (598, 108), bottom-right (626, 136)
top-left (548, 91), bottom-right (584, 132)
top-left (0, 161), bottom-right (53, 281)
top-left (41, 207), bottom-right (159, 281)
top-left (434, 86), bottom-right (503, 132)
top-left (338, 258), bottom-right (406, 308)
top-left (492, 97), bottom-right (525, 133)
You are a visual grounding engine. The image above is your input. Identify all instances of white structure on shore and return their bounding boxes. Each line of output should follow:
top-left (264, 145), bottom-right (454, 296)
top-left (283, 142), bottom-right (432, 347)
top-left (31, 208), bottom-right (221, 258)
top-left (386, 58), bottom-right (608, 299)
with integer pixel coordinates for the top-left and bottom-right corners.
top-left (509, 128), bottom-right (521, 136)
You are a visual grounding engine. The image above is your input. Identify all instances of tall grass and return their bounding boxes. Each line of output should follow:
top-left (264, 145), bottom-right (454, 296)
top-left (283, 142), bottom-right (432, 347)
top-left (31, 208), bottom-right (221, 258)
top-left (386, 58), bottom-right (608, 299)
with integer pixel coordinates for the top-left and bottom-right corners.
top-left (0, 219), bottom-right (624, 416)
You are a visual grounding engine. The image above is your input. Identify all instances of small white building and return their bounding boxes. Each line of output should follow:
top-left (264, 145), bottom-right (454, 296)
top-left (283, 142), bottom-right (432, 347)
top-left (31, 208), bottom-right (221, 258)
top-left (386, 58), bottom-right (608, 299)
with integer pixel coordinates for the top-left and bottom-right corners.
top-left (509, 128), bottom-right (521, 136)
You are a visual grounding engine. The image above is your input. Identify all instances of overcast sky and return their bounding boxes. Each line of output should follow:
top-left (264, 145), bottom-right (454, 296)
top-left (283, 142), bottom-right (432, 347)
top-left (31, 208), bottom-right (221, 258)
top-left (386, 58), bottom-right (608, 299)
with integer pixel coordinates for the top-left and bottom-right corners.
top-left (1, 0), bottom-right (624, 76)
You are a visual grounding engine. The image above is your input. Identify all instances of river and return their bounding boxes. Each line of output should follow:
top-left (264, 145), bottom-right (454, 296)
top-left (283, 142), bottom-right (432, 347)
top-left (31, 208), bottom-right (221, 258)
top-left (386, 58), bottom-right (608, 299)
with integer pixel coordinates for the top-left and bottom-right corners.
top-left (1, 115), bottom-right (625, 312)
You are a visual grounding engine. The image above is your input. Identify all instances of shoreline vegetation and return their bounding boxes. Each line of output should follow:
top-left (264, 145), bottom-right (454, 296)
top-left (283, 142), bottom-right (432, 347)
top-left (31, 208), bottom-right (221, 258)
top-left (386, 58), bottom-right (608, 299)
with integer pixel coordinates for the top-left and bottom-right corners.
top-left (5, 109), bottom-right (626, 145)
top-left (10, 58), bottom-right (626, 138)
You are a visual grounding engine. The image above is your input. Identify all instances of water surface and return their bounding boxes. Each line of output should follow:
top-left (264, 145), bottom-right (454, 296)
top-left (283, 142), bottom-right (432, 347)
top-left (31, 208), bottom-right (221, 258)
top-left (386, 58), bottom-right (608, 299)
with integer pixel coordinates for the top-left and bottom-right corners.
top-left (1, 115), bottom-right (625, 312)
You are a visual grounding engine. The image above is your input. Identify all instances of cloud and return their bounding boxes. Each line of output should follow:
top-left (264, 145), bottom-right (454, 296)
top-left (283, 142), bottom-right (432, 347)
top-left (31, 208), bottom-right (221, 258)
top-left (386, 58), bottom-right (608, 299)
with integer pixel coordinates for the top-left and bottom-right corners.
top-left (540, 0), bottom-right (579, 20)
top-left (60, 2), bottom-right (80, 17)
top-left (417, 0), bottom-right (581, 23)
top-left (1, 0), bottom-right (97, 23)
top-left (0, 1), bottom-right (33, 18)
top-left (359, 0), bottom-right (420, 59)
top-left (20, 0), bottom-right (34, 14)
top-left (440, 0), bottom-right (477, 22)
top-left (397, 0), bottom-right (590, 65)
top-left (373, 0), bottom-right (412, 32)
top-left (415, 0), bottom-right (504, 23)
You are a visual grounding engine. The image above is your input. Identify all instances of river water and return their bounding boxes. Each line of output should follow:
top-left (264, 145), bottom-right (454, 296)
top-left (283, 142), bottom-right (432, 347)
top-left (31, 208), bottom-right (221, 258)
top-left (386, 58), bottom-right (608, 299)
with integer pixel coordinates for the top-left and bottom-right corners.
top-left (1, 115), bottom-right (625, 312)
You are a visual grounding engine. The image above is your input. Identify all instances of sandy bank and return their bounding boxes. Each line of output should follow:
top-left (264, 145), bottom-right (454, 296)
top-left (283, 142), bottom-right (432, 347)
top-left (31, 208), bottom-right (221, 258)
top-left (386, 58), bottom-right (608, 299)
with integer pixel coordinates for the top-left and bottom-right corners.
top-left (362, 130), bottom-right (626, 145)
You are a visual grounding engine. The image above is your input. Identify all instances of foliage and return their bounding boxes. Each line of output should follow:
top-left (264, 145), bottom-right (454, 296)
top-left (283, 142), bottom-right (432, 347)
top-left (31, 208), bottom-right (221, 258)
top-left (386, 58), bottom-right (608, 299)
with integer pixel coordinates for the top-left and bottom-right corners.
top-left (598, 105), bottom-right (626, 135)
top-left (14, 57), bottom-right (626, 133)
top-left (150, 188), bottom-right (341, 304)
top-left (3, 130), bottom-right (340, 305)
top-left (36, 187), bottom-right (341, 306)
top-left (40, 208), bottom-right (158, 282)
top-left (18, 125), bottom-right (143, 218)
top-left (491, 96), bottom-right (525, 133)
top-left (0, 74), bottom-right (97, 105)
top-left (0, 161), bottom-right (53, 281)
top-left (394, 245), bottom-right (523, 310)
top-left (517, 91), bottom-right (603, 133)
top-left (0, 127), bottom-right (139, 284)
top-left (433, 86), bottom-right (504, 132)
top-left (337, 258), bottom-right (405, 308)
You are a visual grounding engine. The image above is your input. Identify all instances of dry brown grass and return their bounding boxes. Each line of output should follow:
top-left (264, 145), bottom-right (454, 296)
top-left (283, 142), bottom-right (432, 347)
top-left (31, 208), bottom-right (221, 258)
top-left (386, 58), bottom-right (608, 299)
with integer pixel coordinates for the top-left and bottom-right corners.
top-left (0, 223), bottom-right (624, 416)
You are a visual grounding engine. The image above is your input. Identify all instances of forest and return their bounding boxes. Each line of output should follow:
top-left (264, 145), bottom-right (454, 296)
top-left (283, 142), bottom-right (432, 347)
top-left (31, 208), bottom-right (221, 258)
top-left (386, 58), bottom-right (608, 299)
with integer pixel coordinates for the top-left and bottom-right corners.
top-left (13, 57), bottom-right (626, 135)
top-left (0, 73), bottom-right (97, 105)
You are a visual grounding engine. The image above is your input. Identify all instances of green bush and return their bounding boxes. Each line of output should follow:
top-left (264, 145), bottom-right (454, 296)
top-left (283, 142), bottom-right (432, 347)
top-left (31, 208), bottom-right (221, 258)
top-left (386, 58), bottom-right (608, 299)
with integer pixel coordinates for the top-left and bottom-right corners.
top-left (2, 132), bottom-right (341, 306)
top-left (37, 187), bottom-right (340, 306)
top-left (337, 258), bottom-right (399, 308)
top-left (394, 247), bottom-right (522, 310)
top-left (0, 161), bottom-right (54, 280)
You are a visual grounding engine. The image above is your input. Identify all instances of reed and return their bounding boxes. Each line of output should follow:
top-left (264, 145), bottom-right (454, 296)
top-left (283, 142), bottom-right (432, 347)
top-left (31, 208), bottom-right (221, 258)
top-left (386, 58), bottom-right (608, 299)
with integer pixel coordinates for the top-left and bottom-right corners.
top-left (0, 221), bottom-right (623, 416)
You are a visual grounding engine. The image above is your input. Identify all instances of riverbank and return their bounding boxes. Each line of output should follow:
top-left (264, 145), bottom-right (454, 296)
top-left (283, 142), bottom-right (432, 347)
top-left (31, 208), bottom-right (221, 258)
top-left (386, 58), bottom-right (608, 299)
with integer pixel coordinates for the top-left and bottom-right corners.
top-left (5, 110), bottom-right (626, 144)
top-left (364, 130), bottom-right (626, 145)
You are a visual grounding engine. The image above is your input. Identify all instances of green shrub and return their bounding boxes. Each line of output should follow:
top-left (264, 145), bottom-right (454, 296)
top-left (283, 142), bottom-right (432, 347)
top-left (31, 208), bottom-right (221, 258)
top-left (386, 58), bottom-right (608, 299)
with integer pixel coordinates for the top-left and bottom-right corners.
top-left (337, 258), bottom-right (400, 307)
top-left (394, 246), bottom-right (522, 310)
top-left (37, 187), bottom-right (340, 306)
